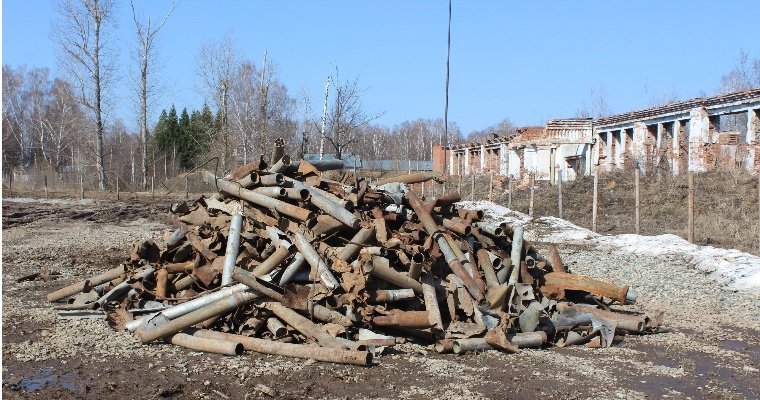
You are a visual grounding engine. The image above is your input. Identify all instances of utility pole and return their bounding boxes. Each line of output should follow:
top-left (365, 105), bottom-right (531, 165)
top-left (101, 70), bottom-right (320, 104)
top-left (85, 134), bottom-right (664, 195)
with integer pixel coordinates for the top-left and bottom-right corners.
top-left (319, 76), bottom-right (331, 160)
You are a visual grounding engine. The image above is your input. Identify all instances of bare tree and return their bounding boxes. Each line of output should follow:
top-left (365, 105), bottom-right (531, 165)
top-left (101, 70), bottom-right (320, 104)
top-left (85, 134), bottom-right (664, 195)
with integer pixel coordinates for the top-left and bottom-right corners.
top-left (43, 78), bottom-right (86, 171)
top-left (53, 0), bottom-right (116, 190)
top-left (576, 85), bottom-right (611, 119)
top-left (322, 68), bottom-right (381, 159)
top-left (197, 33), bottom-right (239, 171)
top-left (131, 1), bottom-right (176, 189)
top-left (720, 50), bottom-right (760, 93)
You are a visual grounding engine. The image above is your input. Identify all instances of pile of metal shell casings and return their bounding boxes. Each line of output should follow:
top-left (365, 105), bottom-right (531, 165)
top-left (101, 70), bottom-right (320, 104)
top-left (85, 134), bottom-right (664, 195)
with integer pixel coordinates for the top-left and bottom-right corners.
top-left (46, 158), bottom-right (665, 366)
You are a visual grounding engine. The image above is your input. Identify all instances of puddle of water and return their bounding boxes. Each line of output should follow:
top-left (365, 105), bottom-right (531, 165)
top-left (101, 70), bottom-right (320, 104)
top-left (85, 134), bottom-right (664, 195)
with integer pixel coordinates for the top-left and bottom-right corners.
top-left (721, 339), bottom-right (760, 358)
top-left (18, 367), bottom-right (77, 392)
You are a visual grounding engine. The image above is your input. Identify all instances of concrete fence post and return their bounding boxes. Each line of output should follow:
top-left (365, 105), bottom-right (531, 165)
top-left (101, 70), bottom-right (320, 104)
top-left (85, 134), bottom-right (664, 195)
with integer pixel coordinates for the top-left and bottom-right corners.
top-left (592, 173), bottom-right (598, 232)
top-left (529, 174), bottom-right (535, 217)
top-left (489, 173), bottom-right (494, 201)
top-left (557, 169), bottom-right (563, 219)
top-left (635, 168), bottom-right (640, 235)
top-left (688, 172), bottom-right (695, 243)
top-left (471, 174), bottom-right (475, 201)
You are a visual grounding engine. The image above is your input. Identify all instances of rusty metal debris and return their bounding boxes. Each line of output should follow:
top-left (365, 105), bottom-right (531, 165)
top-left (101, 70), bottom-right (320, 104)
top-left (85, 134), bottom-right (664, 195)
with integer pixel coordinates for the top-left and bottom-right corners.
top-left (45, 158), bottom-right (665, 366)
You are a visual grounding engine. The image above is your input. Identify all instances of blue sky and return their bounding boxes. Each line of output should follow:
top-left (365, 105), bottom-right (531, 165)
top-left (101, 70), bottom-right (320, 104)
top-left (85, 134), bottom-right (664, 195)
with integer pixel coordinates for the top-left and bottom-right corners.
top-left (3, 1), bottom-right (759, 134)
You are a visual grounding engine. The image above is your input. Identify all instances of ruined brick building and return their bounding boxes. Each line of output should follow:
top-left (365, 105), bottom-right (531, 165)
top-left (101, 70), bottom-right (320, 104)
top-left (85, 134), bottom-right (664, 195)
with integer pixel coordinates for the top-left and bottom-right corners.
top-left (433, 88), bottom-right (760, 181)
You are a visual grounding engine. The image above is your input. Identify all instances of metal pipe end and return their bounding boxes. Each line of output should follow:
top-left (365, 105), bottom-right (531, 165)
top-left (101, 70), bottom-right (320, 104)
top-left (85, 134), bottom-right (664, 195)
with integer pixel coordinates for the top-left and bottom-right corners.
top-left (412, 252), bottom-right (425, 263)
top-left (299, 189), bottom-right (311, 200)
top-left (249, 172), bottom-right (261, 185)
top-left (625, 288), bottom-right (638, 305)
top-left (273, 173), bottom-right (285, 184)
top-left (463, 226), bottom-right (473, 236)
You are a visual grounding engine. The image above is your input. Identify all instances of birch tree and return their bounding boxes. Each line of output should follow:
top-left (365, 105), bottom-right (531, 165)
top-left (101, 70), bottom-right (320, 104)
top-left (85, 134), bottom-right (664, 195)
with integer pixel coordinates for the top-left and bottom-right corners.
top-left (131, 0), bottom-right (176, 189)
top-left (53, 0), bottom-right (116, 190)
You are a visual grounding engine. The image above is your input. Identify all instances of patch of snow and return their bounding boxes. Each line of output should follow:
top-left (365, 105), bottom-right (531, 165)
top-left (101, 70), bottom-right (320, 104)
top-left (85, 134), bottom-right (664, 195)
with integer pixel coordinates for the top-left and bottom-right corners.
top-left (459, 201), bottom-right (760, 293)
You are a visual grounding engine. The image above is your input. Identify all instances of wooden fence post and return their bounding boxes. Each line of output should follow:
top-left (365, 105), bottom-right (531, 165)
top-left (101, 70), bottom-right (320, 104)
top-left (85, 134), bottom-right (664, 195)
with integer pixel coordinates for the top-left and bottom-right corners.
top-left (557, 170), bottom-right (563, 219)
top-left (8, 171), bottom-right (13, 197)
top-left (116, 176), bottom-right (120, 201)
top-left (688, 172), bottom-right (695, 243)
top-left (488, 173), bottom-right (494, 201)
top-left (529, 174), bottom-right (535, 217)
top-left (186, 176), bottom-right (190, 200)
top-left (508, 176), bottom-right (512, 209)
top-left (44, 175), bottom-right (49, 197)
top-left (80, 174), bottom-right (84, 199)
top-left (592, 172), bottom-right (598, 232)
top-left (635, 168), bottom-right (640, 235)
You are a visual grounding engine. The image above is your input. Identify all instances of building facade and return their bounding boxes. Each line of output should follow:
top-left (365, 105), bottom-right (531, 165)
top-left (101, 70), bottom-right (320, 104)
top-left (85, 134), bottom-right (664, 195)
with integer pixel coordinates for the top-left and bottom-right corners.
top-left (435, 88), bottom-right (760, 181)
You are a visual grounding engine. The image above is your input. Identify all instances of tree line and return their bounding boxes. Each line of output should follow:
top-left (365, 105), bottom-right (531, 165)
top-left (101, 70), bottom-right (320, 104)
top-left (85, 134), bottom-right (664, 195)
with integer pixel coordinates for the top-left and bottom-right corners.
top-left (2, 0), bottom-right (757, 191)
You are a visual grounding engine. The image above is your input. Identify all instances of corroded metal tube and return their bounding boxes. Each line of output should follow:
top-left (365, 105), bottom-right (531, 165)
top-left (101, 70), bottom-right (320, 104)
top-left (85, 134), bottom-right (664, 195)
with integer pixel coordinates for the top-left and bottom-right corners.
top-left (509, 226), bottom-right (524, 285)
top-left (266, 302), bottom-right (349, 349)
top-left (279, 253), bottom-right (306, 286)
top-left (373, 172), bottom-right (440, 186)
top-left (284, 188), bottom-right (311, 201)
top-left (477, 248), bottom-right (499, 288)
top-left (293, 232), bottom-right (339, 290)
top-left (372, 311), bottom-right (432, 328)
top-left (202, 171), bottom-right (312, 222)
top-left (136, 292), bottom-right (258, 343)
top-left (47, 266), bottom-right (126, 302)
top-left (543, 272), bottom-right (635, 305)
top-left (267, 155), bottom-right (292, 173)
top-left (251, 246), bottom-right (291, 277)
top-left (169, 332), bottom-right (243, 356)
top-left (369, 289), bottom-right (416, 303)
top-left (253, 187), bottom-right (287, 198)
top-left (364, 256), bottom-right (423, 293)
top-left (405, 191), bottom-right (483, 302)
top-left (221, 204), bottom-right (243, 286)
top-left (192, 330), bottom-right (371, 366)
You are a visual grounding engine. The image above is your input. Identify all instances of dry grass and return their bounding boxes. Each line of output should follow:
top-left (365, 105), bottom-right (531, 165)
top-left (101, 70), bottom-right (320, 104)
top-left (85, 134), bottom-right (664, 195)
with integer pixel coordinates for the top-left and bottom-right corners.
top-left (474, 170), bottom-right (760, 255)
top-left (6, 168), bottom-right (760, 255)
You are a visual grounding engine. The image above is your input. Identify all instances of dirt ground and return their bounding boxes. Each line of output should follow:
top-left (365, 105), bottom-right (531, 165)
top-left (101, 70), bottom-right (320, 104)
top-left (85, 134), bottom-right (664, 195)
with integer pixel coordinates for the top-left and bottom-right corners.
top-left (2, 196), bottom-right (759, 399)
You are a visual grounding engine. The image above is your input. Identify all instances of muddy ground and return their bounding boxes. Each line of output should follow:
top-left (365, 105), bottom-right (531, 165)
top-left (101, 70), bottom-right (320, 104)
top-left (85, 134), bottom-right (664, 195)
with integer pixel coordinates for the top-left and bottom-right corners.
top-left (2, 196), bottom-right (759, 399)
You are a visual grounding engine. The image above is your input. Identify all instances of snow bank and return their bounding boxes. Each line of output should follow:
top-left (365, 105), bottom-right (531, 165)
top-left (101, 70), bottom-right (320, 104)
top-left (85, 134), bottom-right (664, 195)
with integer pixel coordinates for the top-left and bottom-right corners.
top-left (460, 201), bottom-right (760, 293)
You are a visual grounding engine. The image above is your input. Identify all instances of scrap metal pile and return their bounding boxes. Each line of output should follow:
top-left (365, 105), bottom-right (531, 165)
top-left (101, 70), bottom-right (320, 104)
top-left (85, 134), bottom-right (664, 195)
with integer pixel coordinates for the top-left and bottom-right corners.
top-left (47, 155), bottom-right (664, 366)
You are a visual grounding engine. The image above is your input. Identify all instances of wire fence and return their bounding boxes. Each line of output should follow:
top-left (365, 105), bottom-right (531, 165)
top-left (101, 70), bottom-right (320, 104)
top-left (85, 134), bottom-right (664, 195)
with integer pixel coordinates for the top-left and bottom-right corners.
top-left (4, 165), bottom-right (759, 255)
